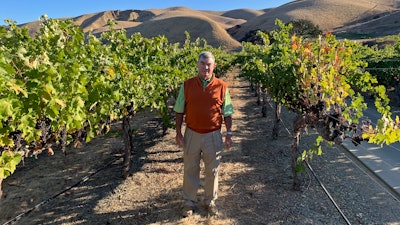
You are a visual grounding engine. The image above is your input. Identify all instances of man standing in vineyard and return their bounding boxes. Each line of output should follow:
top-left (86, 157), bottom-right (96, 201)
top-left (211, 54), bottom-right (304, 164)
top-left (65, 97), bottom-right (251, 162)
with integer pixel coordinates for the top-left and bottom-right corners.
top-left (174, 51), bottom-right (234, 217)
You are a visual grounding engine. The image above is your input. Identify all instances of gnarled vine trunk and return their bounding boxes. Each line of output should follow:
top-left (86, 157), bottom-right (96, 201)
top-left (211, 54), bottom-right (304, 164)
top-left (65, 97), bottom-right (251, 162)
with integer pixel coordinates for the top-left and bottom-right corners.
top-left (291, 130), bottom-right (302, 191)
top-left (255, 84), bottom-right (261, 104)
top-left (261, 87), bottom-right (267, 117)
top-left (272, 103), bottom-right (281, 139)
top-left (291, 115), bottom-right (308, 190)
top-left (0, 178), bottom-right (2, 200)
top-left (290, 113), bottom-right (335, 190)
top-left (122, 115), bottom-right (133, 179)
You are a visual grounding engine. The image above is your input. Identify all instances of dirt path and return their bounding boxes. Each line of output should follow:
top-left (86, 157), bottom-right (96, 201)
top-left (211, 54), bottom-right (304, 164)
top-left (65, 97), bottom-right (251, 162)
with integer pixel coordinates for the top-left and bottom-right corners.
top-left (1, 68), bottom-right (400, 225)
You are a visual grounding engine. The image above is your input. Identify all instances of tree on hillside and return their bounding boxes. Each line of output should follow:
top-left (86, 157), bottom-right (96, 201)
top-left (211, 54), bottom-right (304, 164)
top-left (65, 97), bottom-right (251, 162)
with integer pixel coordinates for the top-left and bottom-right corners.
top-left (240, 19), bottom-right (322, 44)
top-left (240, 29), bottom-right (266, 44)
top-left (287, 19), bottom-right (322, 39)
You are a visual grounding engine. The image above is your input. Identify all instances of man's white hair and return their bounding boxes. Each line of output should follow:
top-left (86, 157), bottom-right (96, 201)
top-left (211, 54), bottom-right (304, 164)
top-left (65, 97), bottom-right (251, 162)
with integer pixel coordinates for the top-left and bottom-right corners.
top-left (198, 51), bottom-right (215, 62)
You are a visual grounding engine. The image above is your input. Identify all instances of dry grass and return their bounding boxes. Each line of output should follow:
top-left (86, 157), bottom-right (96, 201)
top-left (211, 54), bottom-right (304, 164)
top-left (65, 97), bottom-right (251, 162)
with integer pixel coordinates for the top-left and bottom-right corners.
top-left (229, 0), bottom-right (398, 40)
top-left (16, 0), bottom-right (400, 50)
top-left (334, 10), bottom-right (400, 37)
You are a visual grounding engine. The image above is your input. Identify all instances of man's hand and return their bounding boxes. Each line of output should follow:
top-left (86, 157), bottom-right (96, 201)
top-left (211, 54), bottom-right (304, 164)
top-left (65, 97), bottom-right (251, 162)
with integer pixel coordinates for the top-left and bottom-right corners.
top-left (225, 134), bottom-right (233, 149)
top-left (175, 113), bottom-right (184, 148)
top-left (176, 133), bottom-right (184, 148)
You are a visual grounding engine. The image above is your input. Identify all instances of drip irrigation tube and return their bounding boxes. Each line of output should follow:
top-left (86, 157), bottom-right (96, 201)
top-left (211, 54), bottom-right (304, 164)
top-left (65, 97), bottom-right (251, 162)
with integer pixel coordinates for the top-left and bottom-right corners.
top-left (2, 156), bottom-right (121, 225)
top-left (264, 96), bottom-right (352, 225)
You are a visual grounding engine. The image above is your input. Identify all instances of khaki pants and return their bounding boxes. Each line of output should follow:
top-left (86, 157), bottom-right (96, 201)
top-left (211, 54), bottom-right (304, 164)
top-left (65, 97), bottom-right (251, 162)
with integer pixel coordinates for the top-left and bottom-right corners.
top-left (183, 128), bottom-right (223, 207)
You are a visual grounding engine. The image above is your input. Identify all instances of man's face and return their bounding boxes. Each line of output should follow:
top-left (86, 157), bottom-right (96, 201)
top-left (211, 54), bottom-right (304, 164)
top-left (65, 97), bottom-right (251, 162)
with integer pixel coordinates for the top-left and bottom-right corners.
top-left (197, 57), bottom-right (215, 80)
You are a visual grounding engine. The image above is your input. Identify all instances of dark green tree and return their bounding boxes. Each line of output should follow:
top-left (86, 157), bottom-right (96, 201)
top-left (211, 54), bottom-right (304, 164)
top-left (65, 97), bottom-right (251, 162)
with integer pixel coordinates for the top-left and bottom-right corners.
top-left (287, 19), bottom-right (322, 38)
top-left (241, 19), bottom-right (322, 44)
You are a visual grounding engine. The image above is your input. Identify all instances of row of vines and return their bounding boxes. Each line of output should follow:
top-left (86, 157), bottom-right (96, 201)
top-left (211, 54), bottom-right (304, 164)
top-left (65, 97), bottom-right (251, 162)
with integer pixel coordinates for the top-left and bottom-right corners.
top-left (236, 20), bottom-right (400, 189)
top-left (0, 16), bottom-right (234, 195)
top-left (2, 16), bottom-right (400, 194)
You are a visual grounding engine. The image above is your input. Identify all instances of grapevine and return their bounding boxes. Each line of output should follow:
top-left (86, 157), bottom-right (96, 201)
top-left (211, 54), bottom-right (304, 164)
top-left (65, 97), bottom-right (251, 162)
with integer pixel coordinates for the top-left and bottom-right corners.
top-left (0, 17), bottom-right (235, 193)
top-left (237, 19), bottom-right (398, 190)
top-left (4, 15), bottom-right (399, 196)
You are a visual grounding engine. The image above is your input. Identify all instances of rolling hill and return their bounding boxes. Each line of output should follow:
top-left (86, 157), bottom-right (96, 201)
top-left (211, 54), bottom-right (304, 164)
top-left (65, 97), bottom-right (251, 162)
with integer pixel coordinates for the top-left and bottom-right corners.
top-left (17, 0), bottom-right (400, 50)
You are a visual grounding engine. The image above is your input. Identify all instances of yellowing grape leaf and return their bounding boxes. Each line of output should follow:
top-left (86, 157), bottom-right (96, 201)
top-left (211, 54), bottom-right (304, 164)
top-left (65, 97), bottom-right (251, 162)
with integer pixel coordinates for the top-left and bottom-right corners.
top-left (54, 98), bottom-right (67, 108)
top-left (7, 81), bottom-right (28, 97)
top-left (0, 99), bottom-right (12, 117)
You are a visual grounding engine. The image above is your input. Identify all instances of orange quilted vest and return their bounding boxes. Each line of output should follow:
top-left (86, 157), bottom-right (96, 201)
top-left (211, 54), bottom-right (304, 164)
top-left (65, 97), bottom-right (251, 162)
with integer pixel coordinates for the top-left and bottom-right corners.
top-left (184, 76), bottom-right (227, 133)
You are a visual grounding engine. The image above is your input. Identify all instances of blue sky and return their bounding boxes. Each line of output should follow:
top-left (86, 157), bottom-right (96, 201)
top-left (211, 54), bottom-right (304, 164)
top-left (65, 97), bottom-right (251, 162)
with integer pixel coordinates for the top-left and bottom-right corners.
top-left (0, 0), bottom-right (292, 25)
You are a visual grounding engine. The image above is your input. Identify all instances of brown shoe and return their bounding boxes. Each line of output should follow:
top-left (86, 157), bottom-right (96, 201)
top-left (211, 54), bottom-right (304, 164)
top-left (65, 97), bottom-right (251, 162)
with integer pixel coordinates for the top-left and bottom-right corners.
top-left (206, 203), bottom-right (218, 216)
top-left (182, 205), bottom-right (194, 217)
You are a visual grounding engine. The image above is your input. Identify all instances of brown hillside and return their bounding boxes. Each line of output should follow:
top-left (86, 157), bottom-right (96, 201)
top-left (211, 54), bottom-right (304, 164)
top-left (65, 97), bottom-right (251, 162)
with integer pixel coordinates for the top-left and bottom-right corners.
top-left (146, 7), bottom-right (246, 30)
top-left (124, 16), bottom-right (241, 50)
top-left (74, 10), bottom-right (154, 33)
top-left (221, 8), bottom-right (265, 21)
top-left (76, 11), bottom-right (114, 31)
top-left (84, 7), bottom-right (245, 50)
top-left (333, 9), bottom-right (400, 37)
top-left (17, 0), bottom-right (400, 50)
top-left (229, 0), bottom-right (398, 41)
